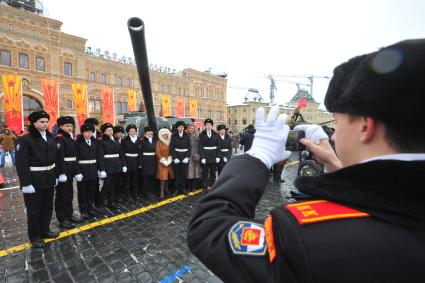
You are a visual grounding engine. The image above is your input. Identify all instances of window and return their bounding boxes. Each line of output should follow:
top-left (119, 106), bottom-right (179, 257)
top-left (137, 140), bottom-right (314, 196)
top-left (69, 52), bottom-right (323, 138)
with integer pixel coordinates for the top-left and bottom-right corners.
top-left (66, 99), bottom-right (73, 109)
top-left (243, 118), bottom-right (247, 125)
top-left (100, 73), bottom-right (107, 84)
top-left (216, 111), bottom-right (222, 121)
top-left (117, 77), bottom-right (122, 86)
top-left (228, 119), bottom-right (231, 125)
top-left (126, 79), bottom-right (131, 87)
top-left (197, 109), bottom-right (202, 118)
top-left (64, 62), bottom-right (72, 76)
top-left (0, 50), bottom-right (11, 66)
top-left (90, 72), bottom-right (96, 82)
top-left (207, 110), bottom-right (212, 118)
top-left (95, 99), bottom-right (101, 113)
top-left (115, 101), bottom-right (128, 114)
top-left (9, 24), bottom-right (13, 31)
top-left (88, 99), bottom-right (95, 113)
top-left (36, 56), bottom-right (45, 72)
top-left (235, 120), bottom-right (238, 125)
top-left (19, 53), bottom-right (29, 69)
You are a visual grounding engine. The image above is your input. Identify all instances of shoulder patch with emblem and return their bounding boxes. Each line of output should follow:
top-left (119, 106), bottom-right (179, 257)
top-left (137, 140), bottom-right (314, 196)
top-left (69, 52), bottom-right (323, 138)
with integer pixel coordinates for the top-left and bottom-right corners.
top-left (286, 200), bottom-right (369, 225)
top-left (228, 221), bottom-right (267, 256)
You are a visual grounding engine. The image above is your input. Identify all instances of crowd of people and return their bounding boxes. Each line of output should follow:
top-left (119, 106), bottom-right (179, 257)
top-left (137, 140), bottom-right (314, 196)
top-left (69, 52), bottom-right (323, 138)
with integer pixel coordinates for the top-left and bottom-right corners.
top-left (15, 112), bottom-right (233, 248)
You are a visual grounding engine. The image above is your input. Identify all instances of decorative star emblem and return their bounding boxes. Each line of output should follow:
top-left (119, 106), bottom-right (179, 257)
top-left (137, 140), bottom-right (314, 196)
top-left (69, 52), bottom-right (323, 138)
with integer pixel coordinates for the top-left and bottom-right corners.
top-left (77, 88), bottom-right (82, 94)
top-left (8, 80), bottom-right (15, 87)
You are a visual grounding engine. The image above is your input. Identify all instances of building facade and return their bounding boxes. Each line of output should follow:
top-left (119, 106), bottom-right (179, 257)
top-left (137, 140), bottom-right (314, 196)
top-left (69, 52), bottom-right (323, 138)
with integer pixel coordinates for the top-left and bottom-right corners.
top-left (0, 3), bottom-right (227, 130)
top-left (227, 88), bottom-right (334, 133)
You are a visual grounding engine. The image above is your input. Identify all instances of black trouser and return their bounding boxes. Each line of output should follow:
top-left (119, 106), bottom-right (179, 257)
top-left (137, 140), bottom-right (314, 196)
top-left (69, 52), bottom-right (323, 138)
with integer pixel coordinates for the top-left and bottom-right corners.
top-left (273, 163), bottom-right (285, 181)
top-left (124, 170), bottom-right (139, 198)
top-left (77, 179), bottom-right (97, 213)
top-left (55, 178), bottom-right (74, 222)
top-left (202, 163), bottom-right (216, 189)
top-left (174, 163), bottom-right (188, 193)
top-left (99, 173), bottom-right (120, 206)
top-left (94, 177), bottom-right (100, 205)
top-left (23, 188), bottom-right (54, 241)
top-left (143, 175), bottom-right (155, 193)
top-left (217, 161), bottom-right (227, 176)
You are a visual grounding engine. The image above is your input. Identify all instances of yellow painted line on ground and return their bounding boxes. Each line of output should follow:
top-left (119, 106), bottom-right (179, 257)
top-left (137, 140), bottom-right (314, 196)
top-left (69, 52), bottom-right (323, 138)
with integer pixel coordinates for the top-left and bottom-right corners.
top-left (0, 189), bottom-right (203, 257)
top-left (285, 160), bottom-right (299, 167)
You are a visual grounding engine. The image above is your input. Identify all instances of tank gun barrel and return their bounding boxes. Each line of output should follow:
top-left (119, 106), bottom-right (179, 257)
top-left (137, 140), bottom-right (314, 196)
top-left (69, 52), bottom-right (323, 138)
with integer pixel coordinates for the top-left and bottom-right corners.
top-left (127, 17), bottom-right (158, 133)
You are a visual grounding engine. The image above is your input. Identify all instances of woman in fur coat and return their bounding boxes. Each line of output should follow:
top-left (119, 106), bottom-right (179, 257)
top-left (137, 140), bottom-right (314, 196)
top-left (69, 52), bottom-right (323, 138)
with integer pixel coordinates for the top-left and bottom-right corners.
top-left (155, 128), bottom-right (173, 199)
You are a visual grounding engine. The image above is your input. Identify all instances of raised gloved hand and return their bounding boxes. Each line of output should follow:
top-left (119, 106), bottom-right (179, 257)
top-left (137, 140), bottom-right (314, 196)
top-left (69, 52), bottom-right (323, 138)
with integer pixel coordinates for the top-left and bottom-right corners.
top-left (22, 184), bottom-right (35, 194)
top-left (58, 174), bottom-right (67, 183)
top-left (294, 124), bottom-right (328, 145)
top-left (223, 157), bottom-right (228, 163)
top-left (122, 166), bottom-right (127, 173)
top-left (74, 174), bottom-right (83, 182)
top-left (215, 157), bottom-right (220, 163)
top-left (174, 159), bottom-right (180, 164)
top-left (182, 157), bottom-right (189, 164)
top-left (247, 106), bottom-right (291, 168)
top-left (99, 171), bottom-right (107, 179)
top-left (201, 159), bottom-right (206, 164)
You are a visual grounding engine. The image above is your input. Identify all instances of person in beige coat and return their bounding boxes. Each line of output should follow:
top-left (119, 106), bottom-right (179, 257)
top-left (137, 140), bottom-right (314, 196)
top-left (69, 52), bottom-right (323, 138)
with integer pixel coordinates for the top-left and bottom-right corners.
top-left (155, 128), bottom-right (173, 199)
top-left (187, 125), bottom-right (201, 191)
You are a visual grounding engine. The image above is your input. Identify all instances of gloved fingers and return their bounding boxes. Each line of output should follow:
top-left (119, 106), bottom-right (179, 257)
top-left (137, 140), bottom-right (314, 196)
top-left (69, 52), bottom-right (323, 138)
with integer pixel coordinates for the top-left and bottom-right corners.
top-left (294, 124), bottom-right (309, 132)
top-left (266, 106), bottom-right (279, 124)
top-left (255, 107), bottom-right (265, 126)
top-left (276, 114), bottom-right (288, 129)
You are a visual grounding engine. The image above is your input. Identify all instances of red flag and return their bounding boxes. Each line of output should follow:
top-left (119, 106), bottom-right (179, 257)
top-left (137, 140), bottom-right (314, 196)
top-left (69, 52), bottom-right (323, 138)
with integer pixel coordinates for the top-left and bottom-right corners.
top-left (42, 79), bottom-right (59, 131)
top-left (101, 87), bottom-right (114, 124)
top-left (298, 96), bottom-right (307, 109)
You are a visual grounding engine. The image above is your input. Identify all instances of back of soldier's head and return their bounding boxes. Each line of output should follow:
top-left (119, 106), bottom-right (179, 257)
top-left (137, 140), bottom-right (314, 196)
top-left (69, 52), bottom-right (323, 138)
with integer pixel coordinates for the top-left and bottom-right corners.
top-left (325, 39), bottom-right (425, 152)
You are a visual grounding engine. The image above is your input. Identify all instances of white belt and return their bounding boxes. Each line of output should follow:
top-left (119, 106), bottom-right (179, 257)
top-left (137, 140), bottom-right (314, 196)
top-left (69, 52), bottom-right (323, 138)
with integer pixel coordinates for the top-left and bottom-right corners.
top-left (78, 159), bottom-right (97, 164)
top-left (64, 157), bottom-right (77, 162)
top-left (143, 152), bottom-right (155, 156)
top-left (125, 153), bottom-right (139, 157)
top-left (204, 146), bottom-right (217, 150)
top-left (104, 154), bottom-right (119, 158)
top-left (221, 149), bottom-right (229, 152)
top-left (175, 148), bottom-right (188, 152)
top-left (30, 164), bottom-right (55, 171)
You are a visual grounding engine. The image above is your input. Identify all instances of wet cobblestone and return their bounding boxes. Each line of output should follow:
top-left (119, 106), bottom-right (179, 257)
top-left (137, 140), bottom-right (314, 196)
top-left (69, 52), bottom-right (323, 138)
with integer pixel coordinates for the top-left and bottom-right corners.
top-left (0, 156), bottom-right (299, 282)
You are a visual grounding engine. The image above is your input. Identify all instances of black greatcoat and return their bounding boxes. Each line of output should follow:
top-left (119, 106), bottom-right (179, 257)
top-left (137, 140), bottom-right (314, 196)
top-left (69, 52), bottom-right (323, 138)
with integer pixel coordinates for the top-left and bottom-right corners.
top-left (16, 125), bottom-right (59, 189)
top-left (98, 136), bottom-right (125, 174)
top-left (188, 155), bottom-right (425, 283)
top-left (198, 130), bottom-right (220, 164)
top-left (75, 135), bottom-right (100, 181)
top-left (217, 134), bottom-right (232, 161)
top-left (140, 137), bottom-right (157, 176)
top-left (56, 129), bottom-right (80, 178)
top-left (170, 132), bottom-right (192, 161)
top-left (121, 136), bottom-right (141, 171)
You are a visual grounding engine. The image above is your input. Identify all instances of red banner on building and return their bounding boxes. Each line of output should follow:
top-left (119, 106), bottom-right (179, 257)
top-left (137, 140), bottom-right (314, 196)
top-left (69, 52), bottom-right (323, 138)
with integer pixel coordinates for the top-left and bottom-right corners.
top-left (2, 74), bottom-right (23, 133)
top-left (161, 95), bottom-right (171, 117)
top-left (189, 99), bottom-right (197, 118)
top-left (128, 89), bottom-right (136, 112)
top-left (41, 79), bottom-right (59, 131)
top-left (176, 97), bottom-right (185, 117)
top-left (298, 96), bottom-right (307, 109)
top-left (71, 83), bottom-right (88, 127)
top-left (101, 87), bottom-right (114, 124)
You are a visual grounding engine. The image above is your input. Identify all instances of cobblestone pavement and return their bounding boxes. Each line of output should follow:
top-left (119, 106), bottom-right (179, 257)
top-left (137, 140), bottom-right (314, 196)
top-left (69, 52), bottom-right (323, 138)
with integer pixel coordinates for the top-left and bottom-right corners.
top-left (0, 155), bottom-right (299, 282)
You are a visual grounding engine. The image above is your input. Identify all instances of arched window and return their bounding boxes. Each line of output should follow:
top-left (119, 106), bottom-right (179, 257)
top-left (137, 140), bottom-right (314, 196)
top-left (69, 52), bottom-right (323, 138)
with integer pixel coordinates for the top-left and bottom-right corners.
top-left (23, 95), bottom-right (42, 125)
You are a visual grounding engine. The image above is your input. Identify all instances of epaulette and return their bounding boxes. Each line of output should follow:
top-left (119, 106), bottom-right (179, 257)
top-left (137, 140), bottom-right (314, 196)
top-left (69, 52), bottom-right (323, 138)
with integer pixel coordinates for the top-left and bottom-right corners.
top-left (285, 200), bottom-right (369, 225)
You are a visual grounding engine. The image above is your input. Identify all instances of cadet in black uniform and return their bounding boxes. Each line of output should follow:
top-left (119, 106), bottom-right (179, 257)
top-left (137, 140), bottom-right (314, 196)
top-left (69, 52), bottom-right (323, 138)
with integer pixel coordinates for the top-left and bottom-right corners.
top-left (16, 111), bottom-right (60, 248)
top-left (170, 121), bottom-right (191, 195)
top-left (198, 119), bottom-right (220, 194)
top-left (216, 124), bottom-right (232, 176)
top-left (113, 125), bottom-right (126, 201)
top-left (122, 124), bottom-right (141, 200)
top-left (140, 127), bottom-right (157, 195)
top-left (76, 124), bottom-right (101, 218)
top-left (84, 117), bottom-right (102, 206)
top-left (98, 123), bottom-right (126, 210)
top-left (55, 116), bottom-right (81, 229)
top-left (188, 39), bottom-right (425, 282)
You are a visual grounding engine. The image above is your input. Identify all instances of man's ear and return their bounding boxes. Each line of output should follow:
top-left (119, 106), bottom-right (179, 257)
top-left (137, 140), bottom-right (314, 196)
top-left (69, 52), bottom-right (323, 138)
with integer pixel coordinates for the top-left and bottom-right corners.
top-left (360, 116), bottom-right (376, 143)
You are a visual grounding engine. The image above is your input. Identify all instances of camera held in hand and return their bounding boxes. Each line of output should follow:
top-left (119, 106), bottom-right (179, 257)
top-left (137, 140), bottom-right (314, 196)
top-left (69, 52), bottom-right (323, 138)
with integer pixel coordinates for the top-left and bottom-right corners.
top-left (285, 130), bottom-right (305, 151)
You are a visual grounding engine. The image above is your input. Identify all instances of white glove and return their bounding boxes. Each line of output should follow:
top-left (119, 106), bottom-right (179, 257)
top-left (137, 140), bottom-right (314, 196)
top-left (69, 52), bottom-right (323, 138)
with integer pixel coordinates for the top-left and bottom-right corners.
top-left (74, 174), bottom-right (83, 182)
top-left (182, 157), bottom-right (189, 164)
top-left (294, 124), bottom-right (329, 145)
top-left (99, 171), bottom-right (107, 179)
top-left (58, 174), bottom-right (67, 183)
top-left (223, 157), bottom-right (228, 163)
top-left (201, 159), bottom-right (206, 164)
top-left (22, 184), bottom-right (35, 194)
top-left (160, 157), bottom-right (166, 165)
top-left (174, 158), bottom-right (180, 164)
top-left (97, 170), bottom-right (101, 178)
top-left (122, 166), bottom-right (127, 173)
top-left (247, 106), bottom-right (291, 168)
top-left (215, 157), bottom-right (220, 163)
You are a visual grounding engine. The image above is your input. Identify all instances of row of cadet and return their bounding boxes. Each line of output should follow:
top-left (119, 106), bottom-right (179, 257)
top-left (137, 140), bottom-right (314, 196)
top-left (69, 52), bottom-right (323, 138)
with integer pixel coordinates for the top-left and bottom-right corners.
top-left (16, 111), bottom-right (233, 239)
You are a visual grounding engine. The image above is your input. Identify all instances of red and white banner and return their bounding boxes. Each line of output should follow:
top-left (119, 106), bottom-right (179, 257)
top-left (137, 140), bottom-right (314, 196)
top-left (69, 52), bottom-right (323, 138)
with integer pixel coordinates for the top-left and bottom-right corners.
top-left (71, 83), bottom-right (88, 127)
top-left (176, 97), bottom-right (185, 117)
top-left (2, 74), bottom-right (23, 133)
top-left (41, 79), bottom-right (59, 131)
top-left (101, 86), bottom-right (114, 124)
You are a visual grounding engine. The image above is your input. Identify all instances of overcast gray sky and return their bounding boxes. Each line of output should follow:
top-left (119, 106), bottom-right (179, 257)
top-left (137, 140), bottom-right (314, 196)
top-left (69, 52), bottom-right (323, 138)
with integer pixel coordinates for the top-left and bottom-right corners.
top-left (43, 0), bottom-right (425, 108)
